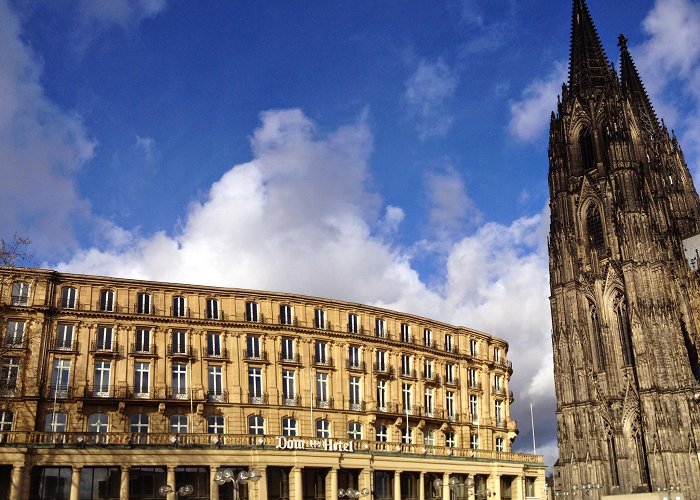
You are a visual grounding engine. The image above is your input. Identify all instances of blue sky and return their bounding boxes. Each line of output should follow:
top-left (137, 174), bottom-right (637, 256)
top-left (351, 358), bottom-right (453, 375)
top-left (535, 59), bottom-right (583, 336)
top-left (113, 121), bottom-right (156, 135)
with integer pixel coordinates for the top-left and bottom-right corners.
top-left (2, 0), bottom-right (700, 467)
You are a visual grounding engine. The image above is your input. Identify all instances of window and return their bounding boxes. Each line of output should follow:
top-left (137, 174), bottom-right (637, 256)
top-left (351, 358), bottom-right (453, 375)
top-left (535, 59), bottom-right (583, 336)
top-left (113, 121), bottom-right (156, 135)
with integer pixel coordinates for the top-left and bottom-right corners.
top-left (246, 301), bottom-right (259, 322)
top-left (61, 286), bottom-right (77, 308)
top-left (30, 467), bottom-right (71, 500)
top-left (208, 415), bottom-right (224, 434)
top-left (423, 328), bottom-right (432, 347)
top-left (80, 467), bottom-right (121, 499)
top-left (51, 359), bottom-right (71, 397)
top-left (99, 290), bottom-right (115, 312)
top-left (348, 422), bottom-right (362, 440)
top-left (0, 357), bottom-right (19, 394)
top-left (316, 419), bottom-right (330, 438)
top-left (247, 335), bottom-right (262, 359)
top-left (314, 340), bottom-right (328, 365)
top-left (248, 367), bottom-right (263, 401)
top-left (11, 281), bottom-right (30, 306)
top-left (470, 339), bottom-right (478, 357)
top-left (400, 323), bottom-right (410, 343)
top-left (375, 424), bottom-right (388, 442)
top-left (401, 427), bottom-right (413, 444)
top-left (375, 350), bottom-right (387, 372)
top-left (207, 332), bottom-right (222, 357)
top-left (445, 431), bottom-right (456, 448)
top-left (494, 374), bottom-right (502, 392)
top-left (349, 376), bottom-right (361, 409)
top-left (525, 477), bottom-right (536, 498)
top-left (375, 318), bottom-right (386, 338)
top-left (493, 347), bottom-right (500, 362)
top-left (423, 359), bottom-right (433, 379)
top-left (468, 368), bottom-right (478, 388)
top-left (208, 366), bottom-right (224, 401)
top-left (206, 298), bottom-right (220, 319)
top-left (402, 383), bottom-right (413, 414)
top-left (0, 410), bottom-right (13, 431)
top-left (470, 433), bottom-right (480, 449)
top-left (348, 345), bottom-right (361, 369)
top-left (579, 128), bottom-right (596, 169)
top-left (445, 363), bottom-right (456, 385)
top-left (316, 373), bottom-right (329, 407)
top-left (172, 296), bottom-right (187, 317)
top-left (424, 387), bottom-right (434, 416)
top-left (55, 323), bottom-right (74, 350)
top-left (281, 337), bottom-right (295, 361)
top-left (616, 295), bottom-right (634, 366)
top-left (446, 391), bottom-right (455, 419)
top-left (279, 304), bottom-right (293, 325)
top-left (376, 380), bottom-right (387, 411)
top-left (282, 369), bottom-right (296, 403)
top-left (134, 328), bottom-right (151, 353)
top-left (589, 303), bottom-right (606, 369)
top-left (134, 362), bottom-right (150, 397)
top-left (136, 293), bottom-right (151, 314)
top-left (88, 413), bottom-right (109, 433)
top-left (401, 354), bottom-right (412, 377)
top-left (348, 313), bottom-right (359, 333)
top-left (130, 413), bottom-right (149, 434)
top-left (93, 360), bottom-right (111, 397)
top-left (46, 412), bottom-right (67, 432)
top-left (172, 363), bottom-right (188, 398)
top-left (586, 204), bottom-right (605, 254)
top-left (495, 400), bottom-right (503, 425)
top-left (314, 308), bottom-right (326, 329)
top-left (282, 417), bottom-right (297, 436)
top-left (170, 415), bottom-right (189, 433)
top-left (469, 395), bottom-right (479, 422)
top-left (96, 326), bottom-right (113, 351)
top-left (171, 330), bottom-right (187, 354)
top-left (5, 320), bottom-right (24, 347)
top-left (445, 334), bottom-right (453, 352)
top-left (495, 436), bottom-right (505, 452)
top-left (424, 429), bottom-right (435, 446)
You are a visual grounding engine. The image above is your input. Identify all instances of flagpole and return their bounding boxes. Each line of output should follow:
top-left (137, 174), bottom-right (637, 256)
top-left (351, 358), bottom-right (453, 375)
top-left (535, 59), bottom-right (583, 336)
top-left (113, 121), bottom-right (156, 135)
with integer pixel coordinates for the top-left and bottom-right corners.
top-left (531, 402), bottom-right (537, 455)
top-left (309, 345), bottom-right (314, 436)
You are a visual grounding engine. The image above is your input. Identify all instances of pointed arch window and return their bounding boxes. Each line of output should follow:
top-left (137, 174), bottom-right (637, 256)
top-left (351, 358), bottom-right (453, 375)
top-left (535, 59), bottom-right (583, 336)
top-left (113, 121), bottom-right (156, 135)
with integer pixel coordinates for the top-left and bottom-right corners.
top-left (615, 295), bottom-right (634, 366)
top-left (579, 128), bottom-right (596, 169)
top-left (588, 302), bottom-right (606, 370)
top-left (606, 425), bottom-right (619, 487)
top-left (585, 204), bottom-right (606, 254)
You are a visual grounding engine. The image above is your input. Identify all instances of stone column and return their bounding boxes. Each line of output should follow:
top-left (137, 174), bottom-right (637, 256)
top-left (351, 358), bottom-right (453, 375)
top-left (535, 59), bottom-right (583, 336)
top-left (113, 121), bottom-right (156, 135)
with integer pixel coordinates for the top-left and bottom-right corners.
top-left (291, 466), bottom-right (303, 500)
top-left (488, 474), bottom-right (500, 499)
top-left (119, 466), bottom-right (129, 499)
top-left (512, 474), bottom-right (523, 500)
top-left (361, 468), bottom-right (372, 496)
top-left (419, 472), bottom-right (425, 500)
top-left (8, 465), bottom-right (23, 500)
top-left (254, 465), bottom-right (268, 500)
top-left (69, 466), bottom-right (81, 500)
top-left (442, 472), bottom-right (450, 500)
top-left (167, 466), bottom-right (177, 497)
top-left (328, 468), bottom-right (338, 500)
top-left (393, 471), bottom-right (401, 500)
top-left (210, 468), bottom-right (220, 500)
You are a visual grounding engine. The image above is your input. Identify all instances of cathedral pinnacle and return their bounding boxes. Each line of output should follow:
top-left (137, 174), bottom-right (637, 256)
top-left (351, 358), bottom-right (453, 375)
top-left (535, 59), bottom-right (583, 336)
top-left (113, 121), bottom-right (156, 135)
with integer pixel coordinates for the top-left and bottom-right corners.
top-left (568, 0), bottom-right (615, 96)
top-left (618, 32), bottom-right (659, 135)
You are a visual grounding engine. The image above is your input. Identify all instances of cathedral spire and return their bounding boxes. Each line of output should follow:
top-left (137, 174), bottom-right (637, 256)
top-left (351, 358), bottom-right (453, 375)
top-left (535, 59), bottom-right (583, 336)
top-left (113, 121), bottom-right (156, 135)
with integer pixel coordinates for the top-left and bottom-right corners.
top-left (568, 0), bottom-right (615, 96)
top-left (618, 34), bottom-right (659, 135)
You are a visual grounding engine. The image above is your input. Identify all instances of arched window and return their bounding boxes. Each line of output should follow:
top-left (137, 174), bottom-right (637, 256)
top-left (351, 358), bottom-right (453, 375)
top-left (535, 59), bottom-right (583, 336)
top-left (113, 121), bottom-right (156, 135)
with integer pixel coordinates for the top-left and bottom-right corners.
top-left (589, 302), bottom-right (606, 370)
top-left (579, 129), bottom-right (596, 169)
top-left (632, 423), bottom-right (649, 486)
top-left (88, 413), bottom-right (109, 433)
top-left (606, 424), bottom-right (619, 486)
top-left (586, 204), bottom-right (606, 254)
top-left (615, 296), bottom-right (634, 366)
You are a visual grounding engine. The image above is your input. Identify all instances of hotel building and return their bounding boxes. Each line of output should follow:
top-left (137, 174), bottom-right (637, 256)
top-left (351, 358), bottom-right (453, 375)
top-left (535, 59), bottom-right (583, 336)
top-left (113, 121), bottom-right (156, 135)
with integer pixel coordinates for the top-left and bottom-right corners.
top-left (0, 267), bottom-right (545, 499)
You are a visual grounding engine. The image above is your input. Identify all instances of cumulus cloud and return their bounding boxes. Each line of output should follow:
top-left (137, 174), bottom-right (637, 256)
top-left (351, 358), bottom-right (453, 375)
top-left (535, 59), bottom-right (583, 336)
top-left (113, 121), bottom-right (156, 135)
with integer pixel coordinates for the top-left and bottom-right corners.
top-left (0, 0), bottom-right (95, 253)
top-left (425, 166), bottom-right (482, 242)
top-left (508, 62), bottom-right (568, 143)
top-left (404, 59), bottom-right (459, 139)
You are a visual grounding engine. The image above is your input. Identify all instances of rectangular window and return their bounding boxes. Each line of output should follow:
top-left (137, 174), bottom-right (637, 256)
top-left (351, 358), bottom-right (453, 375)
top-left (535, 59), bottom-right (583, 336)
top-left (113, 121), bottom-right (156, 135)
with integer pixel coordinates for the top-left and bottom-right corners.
top-left (281, 337), bottom-right (295, 361)
top-left (496, 436), bottom-right (505, 452)
top-left (495, 400), bottom-right (503, 425)
top-left (93, 360), bottom-right (111, 397)
top-left (494, 374), bottom-right (502, 392)
top-left (423, 359), bottom-right (433, 379)
top-left (55, 323), bottom-right (74, 350)
top-left (468, 368), bottom-right (478, 388)
top-left (445, 431), bottom-right (456, 448)
top-left (349, 376), bottom-right (361, 407)
top-left (0, 357), bottom-right (20, 393)
top-left (494, 347), bottom-right (501, 362)
top-left (402, 383), bottom-right (413, 414)
top-left (375, 350), bottom-right (387, 372)
top-left (135, 328), bottom-right (151, 353)
top-left (348, 313), bottom-right (359, 333)
top-left (376, 380), bottom-right (387, 411)
top-left (423, 328), bottom-right (432, 347)
top-left (61, 287), bottom-right (77, 309)
top-left (172, 296), bottom-right (187, 317)
top-left (376, 425), bottom-right (388, 442)
top-left (424, 429), bottom-right (435, 446)
top-left (314, 308), bottom-right (326, 329)
top-left (136, 293), bottom-right (151, 314)
top-left (445, 364), bottom-right (456, 384)
top-left (170, 415), bottom-right (188, 434)
top-left (445, 334), bottom-right (453, 352)
top-left (375, 319), bottom-right (386, 338)
top-left (134, 362), bottom-right (150, 397)
top-left (446, 391), bottom-right (455, 419)
top-left (208, 366), bottom-right (223, 401)
top-left (30, 467), bottom-right (72, 500)
top-left (51, 359), bottom-right (71, 397)
top-left (470, 339), bottom-right (478, 357)
top-left (96, 326), bottom-right (113, 351)
top-left (279, 304), bottom-right (293, 325)
top-left (172, 363), bottom-right (188, 398)
top-left (400, 323), bottom-right (410, 343)
top-left (5, 320), bottom-right (24, 347)
top-left (246, 301), bottom-right (259, 322)
top-left (207, 332), bottom-right (222, 357)
top-left (249, 415), bottom-right (265, 435)
top-left (282, 369), bottom-right (296, 402)
top-left (171, 330), bottom-right (187, 354)
top-left (525, 478), bottom-right (536, 497)
top-left (246, 335), bottom-right (262, 359)
top-left (206, 298), bottom-right (219, 319)
top-left (99, 290), bottom-right (114, 312)
top-left (401, 354), bottom-right (412, 377)
top-left (208, 415), bottom-right (224, 434)
top-left (79, 467), bottom-right (121, 500)
top-left (248, 367), bottom-right (263, 398)
top-left (314, 341), bottom-right (328, 364)
top-left (316, 373), bottom-right (329, 405)
top-left (316, 419), bottom-right (330, 438)
top-left (11, 281), bottom-right (30, 306)
top-left (424, 387), bottom-right (434, 416)
top-left (470, 433), bottom-right (480, 449)
top-left (470, 395), bottom-right (479, 422)
top-left (348, 345), bottom-right (361, 368)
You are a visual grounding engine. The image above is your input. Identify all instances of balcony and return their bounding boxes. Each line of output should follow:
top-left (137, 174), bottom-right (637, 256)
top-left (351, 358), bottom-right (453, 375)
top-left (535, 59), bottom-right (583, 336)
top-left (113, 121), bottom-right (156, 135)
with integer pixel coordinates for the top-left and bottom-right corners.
top-left (170, 307), bottom-right (192, 318)
top-left (281, 395), bottom-right (302, 406)
top-left (278, 315), bottom-right (299, 326)
top-left (43, 386), bottom-right (73, 399)
top-left (243, 350), bottom-right (268, 362)
top-left (94, 300), bottom-right (124, 313)
top-left (347, 400), bottom-right (365, 412)
top-left (1, 338), bottom-right (27, 350)
top-left (493, 386), bottom-right (507, 397)
top-left (167, 344), bottom-right (197, 358)
top-left (130, 343), bottom-right (157, 356)
top-left (315, 397), bottom-right (334, 409)
top-left (347, 325), bottom-right (367, 335)
top-left (346, 360), bottom-right (366, 372)
top-left (203, 347), bottom-right (229, 360)
top-left (373, 364), bottom-right (394, 378)
top-left (83, 385), bottom-right (126, 399)
top-left (468, 381), bottom-right (482, 391)
top-left (400, 405), bottom-right (422, 416)
top-left (50, 338), bottom-right (78, 352)
top-left (400, 369), bottom-right (418, 380)
top-left (10, 295), bottom-right (29, 306)
top-left (207, 390), bottom-right (229, 403)
top-left (313, 357), bottom-right (334, 368)
top-left (444, 377), bottom-right (460, 388)
top-left (248, 393), bottom-right (269, 405)
top-left (279, 352), bottom-right (302, 364)
top-left (375, 402), bottom-right (399, 413)
top-left (89, 341), bottom-right (122, 356)
top-left (422, 372), bottom-right (441, 385)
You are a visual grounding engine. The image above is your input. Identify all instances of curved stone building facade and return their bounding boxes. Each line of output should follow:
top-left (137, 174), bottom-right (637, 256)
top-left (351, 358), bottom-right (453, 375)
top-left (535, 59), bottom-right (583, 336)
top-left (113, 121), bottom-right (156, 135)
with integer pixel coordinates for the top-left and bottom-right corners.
top-left (0, 267), bottom-right (544, 499)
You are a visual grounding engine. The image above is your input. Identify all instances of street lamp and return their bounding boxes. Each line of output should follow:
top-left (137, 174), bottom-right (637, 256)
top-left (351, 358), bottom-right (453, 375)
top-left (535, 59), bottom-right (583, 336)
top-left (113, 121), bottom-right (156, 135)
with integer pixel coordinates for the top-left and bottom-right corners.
top-left (657, 484), bottom-right (682, 496)
top-left (158, 484), bottom-right (193, 497)
top-left (213, 468), bottom-right (263, 500)
top-left (433, 476), bottom-right (476, 497)
top-left (573, 483), bottom-right (601, 496)
top-left (338, 487), bottom-right (370, 498)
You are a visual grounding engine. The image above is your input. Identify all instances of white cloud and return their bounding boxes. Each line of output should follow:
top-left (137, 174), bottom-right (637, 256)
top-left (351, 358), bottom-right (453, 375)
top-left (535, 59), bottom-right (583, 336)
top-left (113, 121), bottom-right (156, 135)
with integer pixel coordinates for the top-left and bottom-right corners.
top-left (0, 0), bottom-right (95, 253)
top-left (425, 166), bottom-right (482, 242)
top-left (78, 0), bottom-right (167, 29)
top-left (404, 59), bottom-right (459, 139)
top-left (508, 62), bottom-right (568, 143)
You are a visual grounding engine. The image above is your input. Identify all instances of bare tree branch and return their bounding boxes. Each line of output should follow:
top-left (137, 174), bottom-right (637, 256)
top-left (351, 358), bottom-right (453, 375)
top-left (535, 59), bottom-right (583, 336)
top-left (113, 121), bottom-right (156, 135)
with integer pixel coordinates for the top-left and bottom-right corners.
top-left (0, 233), bottom-right (32, 267)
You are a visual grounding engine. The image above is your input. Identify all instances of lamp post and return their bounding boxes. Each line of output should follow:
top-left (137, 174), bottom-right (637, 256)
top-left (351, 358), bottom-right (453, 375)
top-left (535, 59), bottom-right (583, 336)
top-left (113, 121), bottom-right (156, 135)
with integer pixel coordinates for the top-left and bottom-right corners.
top-left (338, 487), bottom-right (370, 498)
top-left (555, 483), bottom-right (602, 497)
top-left (213, 467), bottom-right (262, 500)
top-left (656, 483), bottom-right (682, 497)
top-left (158, 484), bottom-right (193, 497)
top-left (433, 476), bottom-right (476, 497)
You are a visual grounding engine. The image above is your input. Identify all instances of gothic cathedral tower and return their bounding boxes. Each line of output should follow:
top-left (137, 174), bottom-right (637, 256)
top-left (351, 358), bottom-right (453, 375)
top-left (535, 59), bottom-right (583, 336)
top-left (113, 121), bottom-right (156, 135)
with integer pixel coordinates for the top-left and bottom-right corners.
top-left (549, 0), bottom-right (700, 496)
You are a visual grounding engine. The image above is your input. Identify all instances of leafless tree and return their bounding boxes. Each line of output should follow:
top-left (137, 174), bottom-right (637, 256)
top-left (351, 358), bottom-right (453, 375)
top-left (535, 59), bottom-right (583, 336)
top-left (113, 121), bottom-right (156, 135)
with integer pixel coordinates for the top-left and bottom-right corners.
top-left (0, 233), bottom-right (32, 267)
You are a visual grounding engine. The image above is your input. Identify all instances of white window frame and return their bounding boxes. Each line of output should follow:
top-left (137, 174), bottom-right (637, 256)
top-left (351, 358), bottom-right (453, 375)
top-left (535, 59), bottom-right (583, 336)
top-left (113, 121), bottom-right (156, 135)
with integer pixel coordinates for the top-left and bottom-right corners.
top-left (93, 360), bottom-right (111, 397)
top-left (348, 313), bottom-right (359, 333)
top-left (424, 429), bottom-right (435, 446)
top-left (5, 320), bottom-right (24, 347)
top-left (423, 359), bottom-right (433, 379)
top-left (137, 293), bottom-right (151, 314)
top-left (172, 330), bottom-right (187, 354)
top-left (55, 323), bottom-right (74, 350)
top-left (134, 362), bottom-right (150, 398)
top-left (170, 414), bottom-right (189, 433)
top-left (88, 413), bottom-right (109, 433)
top-left (208, 415), bottom-right (225, 434)
top-left (348, 345), bottom-right (361, 368)
top-left (400, 323), bottom-right (410, 343)
top-left (61, 287), bottom-right (77, 309)
top-left (171, 362), bottom-right (188, 399)
top-left (349, 376), bottom-right (361, 408)
top-left (314, 341), bottom-right (328, 364)
top-left (281, 337), bottom-right (295, 361)
top-left (246, 301), bottom-right (259, 322)
top-left (470, 433), bottom-right (480, 449)
top-left (401, 427), bottom-right (413, 444)
top-left (282, 417), bottom-right (298, 436)
top-left (99, 290), bottom-right (115, 312)
top-left (375, 350), bottom-right (386, 372)
top-left (247, 335), bottom-right (262, 359)
top-left (207, 332), bottom-right (222, 357)
top-left (402, 383), bottom-right (413, 414)
top-left (131, 413), bottom-right (149, 434)
top-left (11, 281), bottom-right (30, 306)
top-left (314, 308), bottom-right (326, 329)
top-left (470, 339), bottom-right (478, 357)
top-left (316, 419), bottom-right (330, 438)
top-left (423, 328), bottom-right (432, 347)
top-left (0, 410), bottom-right (13, 431)
top-left (376, 379), bottom-right (387, 411)
top-left (375, 319), bottom-right (386, 338)
top-left (51, 359), bottom-right (71, 397)
top-left (424, 387), bottom-right (434, 416)
top-left (401, 354), bottom-right (412, 377)
top-left (375, 424), bottom-right (388, 442)
top-left (445, 431), bottom-right (456, 448)
top-left (282, 369), bottom-right (296, 402)
top-left (496, 436), bottom-right (505, 452)
top-left (248, 415), bottom-right (264, 435)
top-left (469, 395), bottom-right (479, 422)
top-left (316, 372), bottom-right (329, 406)
top-left (206, 298), bottom-right (220, 320)
top-left (172, 296), bottom-right (187, 317)
top-left (208, 365), bottom-right (224, 401)
top-left (46, 412), bottom-right (67, 432)
top-left (248, 367), bottom-right (263, 399)
top-left (135, 328), bottom-right (151, 353)
top-left (348, 421), bottom-right (362, 440)
top-left (279, 304), bottom-right (293, 325)
top-left (446, 391), bottom-right (455, 420)
top-left (96, 326), bottom-right (113, 351)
